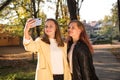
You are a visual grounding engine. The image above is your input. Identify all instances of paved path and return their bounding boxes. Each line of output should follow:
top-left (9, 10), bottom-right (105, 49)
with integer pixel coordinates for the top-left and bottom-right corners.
top-left (93, 45), bottom-right (120, 80)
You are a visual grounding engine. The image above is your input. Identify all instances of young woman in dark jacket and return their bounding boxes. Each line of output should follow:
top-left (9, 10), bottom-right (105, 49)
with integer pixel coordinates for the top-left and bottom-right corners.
top-left (67, 20), bottom-right (99, 80)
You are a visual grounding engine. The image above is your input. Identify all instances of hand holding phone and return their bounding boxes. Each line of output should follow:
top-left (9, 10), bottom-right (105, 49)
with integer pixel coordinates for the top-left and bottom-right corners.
top-left (31, 18), bottom-right (42, 28)
top-left (34, 18), bottom-right (42, 26)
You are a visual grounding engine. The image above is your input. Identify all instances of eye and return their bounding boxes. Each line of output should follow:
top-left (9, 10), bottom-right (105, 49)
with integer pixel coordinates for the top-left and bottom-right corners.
top-left (68, 26), bottom-right (70, 29)
top-left (69, 26), bottom-right (75, 30)
top-left (71, 26), bottom-right (75, 29)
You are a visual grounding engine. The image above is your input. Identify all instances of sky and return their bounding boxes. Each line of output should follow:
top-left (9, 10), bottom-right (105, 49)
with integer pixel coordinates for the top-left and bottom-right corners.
top-left (43, 0), bottom-right (117, 22)
top-left (80, 0), bottom-right (117, 22)
top-left (0, 0), bottom-right (117, 24)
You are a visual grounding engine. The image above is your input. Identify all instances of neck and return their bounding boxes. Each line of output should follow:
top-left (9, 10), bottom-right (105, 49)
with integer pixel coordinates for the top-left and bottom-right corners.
top-left (48, 35), bottom-right (55, 39)
top-left (72, 37), bottom-right (79, 43)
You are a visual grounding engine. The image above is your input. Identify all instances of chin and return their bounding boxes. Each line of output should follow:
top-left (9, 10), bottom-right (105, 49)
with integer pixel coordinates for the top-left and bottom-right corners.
top-left (69, 34), bottom-right (73, 37)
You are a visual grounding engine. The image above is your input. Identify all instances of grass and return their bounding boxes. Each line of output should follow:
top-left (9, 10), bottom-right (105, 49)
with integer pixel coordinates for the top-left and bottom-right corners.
top-left (0, 59), bottom-right (37, 80)
top-left (0, 71), bottom-right (35, 80)
top-left (0, 46), bottom-right (38, 80)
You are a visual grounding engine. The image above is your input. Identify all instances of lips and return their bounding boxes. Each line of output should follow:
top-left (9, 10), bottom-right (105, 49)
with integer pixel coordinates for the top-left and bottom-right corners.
top-left (46, 30), bottom-right (52, 33)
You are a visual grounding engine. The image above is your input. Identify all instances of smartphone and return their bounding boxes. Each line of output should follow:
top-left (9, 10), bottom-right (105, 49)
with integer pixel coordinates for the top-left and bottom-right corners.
top-left (33, 18), bottom-right (42, 27)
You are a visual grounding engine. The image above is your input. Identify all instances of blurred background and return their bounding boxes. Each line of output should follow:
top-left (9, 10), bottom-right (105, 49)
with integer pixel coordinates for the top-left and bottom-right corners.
top-left (0, 0), bottom-right (120, 80)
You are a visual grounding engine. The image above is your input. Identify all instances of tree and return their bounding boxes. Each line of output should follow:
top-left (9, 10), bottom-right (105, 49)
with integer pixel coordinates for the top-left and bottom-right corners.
top-left (0, 0), bottom-right (46, 36)
top-left (99, 2), bottom-right (119, 41)
top-left (55, 0), bottom-right (60, 19)
top-left (111, 2), bottom-right (119, 40)
top-left (117, 0), bottom-right (120, 41)
top-left (0, 0), bottom-right (12, 11)
top-left (67, 0), bottom-right (77, 20)
top-left (0, 0), bottom-right (46, 62)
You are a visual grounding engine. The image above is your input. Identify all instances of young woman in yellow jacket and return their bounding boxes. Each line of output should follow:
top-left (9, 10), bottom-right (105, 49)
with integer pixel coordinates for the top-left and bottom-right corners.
top-left (23, 18), bottom-right (71, 80)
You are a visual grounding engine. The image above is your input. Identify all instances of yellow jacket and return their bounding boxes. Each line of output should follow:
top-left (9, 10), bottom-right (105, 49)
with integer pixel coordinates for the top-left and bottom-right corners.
top-left (23, 37), bottom-right (71, 80)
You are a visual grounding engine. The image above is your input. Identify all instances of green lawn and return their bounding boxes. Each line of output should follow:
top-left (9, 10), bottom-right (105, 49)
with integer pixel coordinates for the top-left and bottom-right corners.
top-left (0, 60), bottom-right (36, 80)
top-left (0, 71), bottom-right (35, 80)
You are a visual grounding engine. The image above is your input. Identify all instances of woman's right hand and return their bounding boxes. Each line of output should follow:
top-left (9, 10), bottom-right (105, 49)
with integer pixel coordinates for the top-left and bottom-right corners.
top-left (24, 18), bottom-right (36, 40)
top-left (24, 18), bottom-right (36, 32)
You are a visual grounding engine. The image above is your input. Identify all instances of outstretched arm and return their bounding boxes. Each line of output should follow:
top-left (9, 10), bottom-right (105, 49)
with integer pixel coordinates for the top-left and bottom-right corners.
top-left (23, 18), bottom-right (40, 52)
top-left (24, 18), bottom-right (35, 40)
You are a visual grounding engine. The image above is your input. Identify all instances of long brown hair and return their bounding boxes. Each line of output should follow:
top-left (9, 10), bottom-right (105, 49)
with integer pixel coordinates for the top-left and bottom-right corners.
top-left (67, 20), bottom-right (94, 53)
top-left (41, 18), bottom-right (64, 47)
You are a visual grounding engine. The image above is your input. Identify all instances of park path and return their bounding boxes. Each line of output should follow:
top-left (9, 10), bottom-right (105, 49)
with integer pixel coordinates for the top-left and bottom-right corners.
top-left (93, 44), bottom-right (120, 80)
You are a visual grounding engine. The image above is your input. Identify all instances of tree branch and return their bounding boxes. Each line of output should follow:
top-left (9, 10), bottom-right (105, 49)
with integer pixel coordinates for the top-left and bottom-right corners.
top-left (0, 0), bottom-right (12, 11)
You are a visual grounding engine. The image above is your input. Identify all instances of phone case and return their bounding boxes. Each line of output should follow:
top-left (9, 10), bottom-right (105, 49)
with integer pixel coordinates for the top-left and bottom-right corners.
top-left (35, 18), bottom-right (42, 26)
top-left (31, 18), bottom-right (42, 28)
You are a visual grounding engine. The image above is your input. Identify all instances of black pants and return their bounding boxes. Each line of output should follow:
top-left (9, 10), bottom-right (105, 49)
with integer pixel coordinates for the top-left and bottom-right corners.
top-left (71, 73), bottom-right (74, 80)
top-left (53, 74), bottom-right (64, 80)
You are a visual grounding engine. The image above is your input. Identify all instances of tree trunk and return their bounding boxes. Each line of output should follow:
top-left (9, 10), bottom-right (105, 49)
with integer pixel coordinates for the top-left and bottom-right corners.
top-left (67, 0), bottom-right (77, 20)
top-left (0, 0), bottom-right (12, 11)
top-left (118, 0), bottom-right (120, 41)
top-left (118, 0), bottom-right (120, 32)
top-left (31, 0), bottom-right (41, 62)
top-left (55, 0), bottom-right (60, 19)
top-left (31, 0), bottom-right (40, 38)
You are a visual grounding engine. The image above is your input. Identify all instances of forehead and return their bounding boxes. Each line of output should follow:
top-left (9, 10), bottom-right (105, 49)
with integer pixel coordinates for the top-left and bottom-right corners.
top-left (69, 22), bottom-right (77, 27)
top-left (46, 20), bottom-right (55, 24)
top-left (44, 20), bottom-right (56, 28)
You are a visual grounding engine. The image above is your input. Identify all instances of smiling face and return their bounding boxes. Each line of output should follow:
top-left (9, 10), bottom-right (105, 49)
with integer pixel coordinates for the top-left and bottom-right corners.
top-left (44, 20), bottom-right (56, 38)
top-left (68, 22), bottom-right (82, 42)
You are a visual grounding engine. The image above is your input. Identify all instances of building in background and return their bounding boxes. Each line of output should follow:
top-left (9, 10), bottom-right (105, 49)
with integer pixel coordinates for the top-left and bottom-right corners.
top-left (0, 24), bottom-right (20, 46)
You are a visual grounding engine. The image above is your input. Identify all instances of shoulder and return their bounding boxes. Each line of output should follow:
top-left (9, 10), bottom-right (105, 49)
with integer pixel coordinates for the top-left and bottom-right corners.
top-left (76, 40), bottom-right (88, 48)
top-left (35, 37), bottom-right (45, 43)
top-left (35, 37), bottom-right (46, 45)
top-left (35, 37), bottom-right (41, 41)
top-left (75, 40), bottom-right (90, 55)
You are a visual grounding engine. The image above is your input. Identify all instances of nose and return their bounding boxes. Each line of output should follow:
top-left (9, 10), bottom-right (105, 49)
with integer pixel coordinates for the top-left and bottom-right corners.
top-left (45, 26), bottom-right (50, 30)
top-left (68, 29), bottom-right (71, 34)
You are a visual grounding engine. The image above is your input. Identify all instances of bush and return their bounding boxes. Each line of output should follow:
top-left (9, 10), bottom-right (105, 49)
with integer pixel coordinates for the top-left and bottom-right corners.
top-left (92, 40), bottom-right (111, 44)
